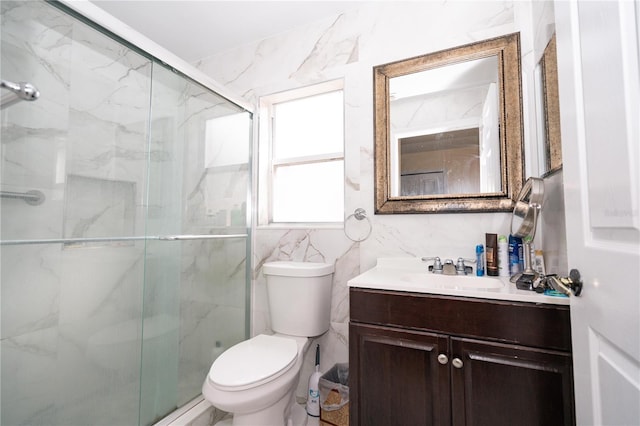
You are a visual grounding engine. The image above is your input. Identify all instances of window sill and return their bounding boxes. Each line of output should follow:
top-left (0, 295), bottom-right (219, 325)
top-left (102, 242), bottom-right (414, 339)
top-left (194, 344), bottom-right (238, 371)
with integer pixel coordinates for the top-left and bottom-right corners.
top-left (256, 222), bottom-right (344, 231)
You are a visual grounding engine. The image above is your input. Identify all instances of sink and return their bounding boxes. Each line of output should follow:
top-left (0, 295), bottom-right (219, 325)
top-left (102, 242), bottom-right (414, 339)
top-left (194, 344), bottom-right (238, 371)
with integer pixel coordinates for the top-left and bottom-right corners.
top-left (346, 258), bottom-right (569, 305)
top-left (400, 273), bottom-right (505, 290)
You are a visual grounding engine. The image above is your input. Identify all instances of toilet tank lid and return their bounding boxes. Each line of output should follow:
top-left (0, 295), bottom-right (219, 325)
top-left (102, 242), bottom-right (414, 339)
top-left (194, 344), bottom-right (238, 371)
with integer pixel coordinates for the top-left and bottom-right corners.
top-left (263, 261), bottom-right (334, 277)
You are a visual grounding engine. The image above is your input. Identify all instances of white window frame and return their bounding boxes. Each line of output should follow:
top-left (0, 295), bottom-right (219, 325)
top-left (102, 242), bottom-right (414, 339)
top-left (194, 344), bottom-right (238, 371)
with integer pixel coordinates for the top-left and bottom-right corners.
top-left (258, 80), bottom-right (345, 227)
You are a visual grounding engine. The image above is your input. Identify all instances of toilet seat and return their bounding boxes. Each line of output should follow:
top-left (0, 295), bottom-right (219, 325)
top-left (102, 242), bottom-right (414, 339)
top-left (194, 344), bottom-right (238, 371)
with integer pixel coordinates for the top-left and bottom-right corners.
top-left (208, 334), bottom-right (298, 391)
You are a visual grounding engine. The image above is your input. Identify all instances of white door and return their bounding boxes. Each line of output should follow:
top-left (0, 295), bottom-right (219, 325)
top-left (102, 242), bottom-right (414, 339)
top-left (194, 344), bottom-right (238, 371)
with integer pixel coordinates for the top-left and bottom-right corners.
top-left (555, 1), bottom-right (640, 425)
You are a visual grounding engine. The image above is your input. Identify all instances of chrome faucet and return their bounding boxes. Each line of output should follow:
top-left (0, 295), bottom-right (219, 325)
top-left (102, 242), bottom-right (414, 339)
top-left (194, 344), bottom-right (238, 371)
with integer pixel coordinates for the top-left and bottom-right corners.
top-left (421, 256), bottom-right (443, 273)
top-left (442, 259), bottom-right (457, 275)
top-left (423, 256), bottom-right (475, 275)
top-left (455, 257), bottom-right (475, 275)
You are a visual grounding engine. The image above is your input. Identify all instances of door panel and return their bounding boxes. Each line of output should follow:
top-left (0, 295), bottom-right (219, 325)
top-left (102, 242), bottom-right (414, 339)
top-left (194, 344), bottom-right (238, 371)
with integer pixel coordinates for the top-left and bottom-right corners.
top-left (555, 0), bottom-right (640, 424)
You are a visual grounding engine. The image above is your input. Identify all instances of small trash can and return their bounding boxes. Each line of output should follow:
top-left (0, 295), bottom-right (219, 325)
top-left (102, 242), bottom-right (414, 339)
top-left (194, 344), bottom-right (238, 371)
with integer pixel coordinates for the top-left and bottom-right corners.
top-left (318, 363), bottom-right (349, 426)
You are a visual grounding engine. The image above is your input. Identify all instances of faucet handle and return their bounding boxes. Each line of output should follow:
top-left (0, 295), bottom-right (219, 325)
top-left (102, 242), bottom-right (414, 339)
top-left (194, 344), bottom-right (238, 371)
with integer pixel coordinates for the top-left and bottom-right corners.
top-left (421, 256), bottom-right (443, 273)
top-left (456, 257), bottom-right (476, 275)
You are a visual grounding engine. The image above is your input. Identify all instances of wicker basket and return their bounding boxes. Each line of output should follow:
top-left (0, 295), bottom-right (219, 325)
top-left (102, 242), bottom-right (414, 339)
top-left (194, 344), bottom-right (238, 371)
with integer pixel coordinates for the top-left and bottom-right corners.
top-left (320, 389), bottom-right (349, 426)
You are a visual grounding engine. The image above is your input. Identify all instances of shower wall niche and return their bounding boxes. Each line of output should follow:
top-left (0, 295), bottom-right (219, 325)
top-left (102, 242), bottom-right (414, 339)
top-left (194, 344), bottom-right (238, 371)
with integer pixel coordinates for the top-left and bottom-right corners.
top-left (0, 2), bottom-right (252, 425)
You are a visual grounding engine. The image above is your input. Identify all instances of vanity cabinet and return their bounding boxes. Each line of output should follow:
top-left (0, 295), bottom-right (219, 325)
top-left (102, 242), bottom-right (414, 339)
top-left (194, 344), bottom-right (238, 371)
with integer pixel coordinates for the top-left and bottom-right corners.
top-left (349, 288), bottom-right (575, 426)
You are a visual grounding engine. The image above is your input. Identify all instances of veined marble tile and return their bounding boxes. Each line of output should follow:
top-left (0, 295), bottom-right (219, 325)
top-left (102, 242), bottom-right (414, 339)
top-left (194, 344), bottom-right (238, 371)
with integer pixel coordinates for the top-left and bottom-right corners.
top-left (1, 244), bottom-right (61, 339)
top-left (56, 319), bottom-right (142, 426)
top-left (1, 327), bottom-right (59, 425)
top-left (56, 244), bottom-right (145, 326)
top-left (1, 1), bottom-right (74, 129)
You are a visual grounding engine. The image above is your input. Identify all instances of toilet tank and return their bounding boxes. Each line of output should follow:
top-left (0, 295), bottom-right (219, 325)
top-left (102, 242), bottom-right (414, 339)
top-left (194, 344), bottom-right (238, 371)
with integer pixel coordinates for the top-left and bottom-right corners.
top-left (263, 261), bottom-right (334, 337)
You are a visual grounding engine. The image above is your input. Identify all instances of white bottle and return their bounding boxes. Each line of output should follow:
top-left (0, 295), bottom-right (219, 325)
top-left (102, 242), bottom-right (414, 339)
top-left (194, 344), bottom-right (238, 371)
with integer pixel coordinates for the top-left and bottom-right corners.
top-left (498, 235), bottom-right (509, 277)
top-left (306, 344), bottom-right (321, 417)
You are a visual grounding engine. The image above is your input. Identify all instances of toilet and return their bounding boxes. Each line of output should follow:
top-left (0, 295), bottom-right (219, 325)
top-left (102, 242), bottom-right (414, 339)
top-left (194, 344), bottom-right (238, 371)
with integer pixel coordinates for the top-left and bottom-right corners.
top-left (202, 261), bottom-right (334, 426)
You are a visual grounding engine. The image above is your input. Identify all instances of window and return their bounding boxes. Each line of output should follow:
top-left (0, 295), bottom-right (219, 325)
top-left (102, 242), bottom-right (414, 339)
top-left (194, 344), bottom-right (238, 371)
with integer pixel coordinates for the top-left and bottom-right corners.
top-left (258, 81), bottom-right (344, 225)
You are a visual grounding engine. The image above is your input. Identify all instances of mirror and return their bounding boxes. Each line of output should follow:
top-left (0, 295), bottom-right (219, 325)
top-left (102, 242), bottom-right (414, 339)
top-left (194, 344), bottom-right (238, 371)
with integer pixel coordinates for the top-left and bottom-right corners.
top-left (374, 33), bottom-right (524, 214)
top-left (537, 34), bottom-right (562, 175)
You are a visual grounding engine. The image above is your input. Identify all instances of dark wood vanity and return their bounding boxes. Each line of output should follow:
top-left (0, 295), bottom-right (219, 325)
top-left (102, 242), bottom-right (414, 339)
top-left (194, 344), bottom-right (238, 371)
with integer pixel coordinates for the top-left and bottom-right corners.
top-left (349, 287), bottom-right (575, 426)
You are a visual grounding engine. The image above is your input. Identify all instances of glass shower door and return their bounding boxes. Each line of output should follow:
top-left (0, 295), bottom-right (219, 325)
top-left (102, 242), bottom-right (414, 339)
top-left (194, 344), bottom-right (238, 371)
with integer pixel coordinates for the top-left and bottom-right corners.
top-left (2, 2), bottom-right (252, 426)
top-left (1, 1), bottom-right (152, 425)
top-left (140, 64), bottom-right (251, 425)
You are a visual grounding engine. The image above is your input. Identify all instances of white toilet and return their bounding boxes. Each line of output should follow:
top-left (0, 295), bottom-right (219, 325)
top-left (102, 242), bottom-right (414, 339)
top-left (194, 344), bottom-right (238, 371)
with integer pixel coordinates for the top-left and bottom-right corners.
top-left (202, 261), bottom-right (334, 426)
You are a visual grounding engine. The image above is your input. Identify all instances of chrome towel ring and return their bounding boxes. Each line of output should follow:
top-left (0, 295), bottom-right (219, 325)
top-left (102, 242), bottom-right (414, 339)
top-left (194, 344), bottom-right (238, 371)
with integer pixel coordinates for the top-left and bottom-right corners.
top-left (344, 208), bottom-right (372, 242)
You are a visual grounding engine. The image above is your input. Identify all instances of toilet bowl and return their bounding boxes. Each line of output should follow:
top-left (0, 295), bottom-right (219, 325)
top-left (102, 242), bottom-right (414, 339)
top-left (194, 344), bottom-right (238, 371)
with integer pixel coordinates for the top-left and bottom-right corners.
top-left (202, 334), bottom-right (309, 426)
top-left (202, 261), bottom-right (334, 426)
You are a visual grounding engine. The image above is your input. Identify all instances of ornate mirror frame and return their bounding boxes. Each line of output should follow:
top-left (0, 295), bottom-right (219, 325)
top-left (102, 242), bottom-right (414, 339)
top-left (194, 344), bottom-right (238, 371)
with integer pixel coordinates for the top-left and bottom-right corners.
top-left (374, 32), bottom-right (524, 214)
top-left (540, 34), bottom-right (563, 175)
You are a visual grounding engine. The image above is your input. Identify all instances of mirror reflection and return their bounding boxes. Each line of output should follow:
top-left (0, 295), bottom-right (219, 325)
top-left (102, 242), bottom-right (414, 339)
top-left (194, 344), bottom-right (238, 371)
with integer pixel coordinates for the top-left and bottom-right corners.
top-left (389, 56), bottom-right (501, 197)
top-left (374, 33), bottom-right (524, 214)
top-left (537, 34), bottom-right (562, 175)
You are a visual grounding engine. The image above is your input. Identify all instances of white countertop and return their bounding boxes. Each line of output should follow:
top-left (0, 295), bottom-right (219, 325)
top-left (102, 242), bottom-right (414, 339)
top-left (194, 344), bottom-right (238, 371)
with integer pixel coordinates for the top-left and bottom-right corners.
top-left (348, 258), bottom-right (570, 306)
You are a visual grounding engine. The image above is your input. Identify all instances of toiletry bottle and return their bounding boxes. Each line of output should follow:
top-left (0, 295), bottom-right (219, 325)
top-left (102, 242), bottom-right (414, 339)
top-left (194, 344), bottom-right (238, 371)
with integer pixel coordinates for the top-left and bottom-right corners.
top-left (485, 233), bottom-right (499, 276)
top-left (498, 235), bottom-right (509, 277)
top-left (476, 244), bottom-right (485, 276)
top-left (306, 344), bottom-right (321, 417)
top-left (508, 234), bottom-right (522, 275)
top-left (533, 249), bottom-right (546, 274)
top-left (518, 237), bottom-right (525, 271)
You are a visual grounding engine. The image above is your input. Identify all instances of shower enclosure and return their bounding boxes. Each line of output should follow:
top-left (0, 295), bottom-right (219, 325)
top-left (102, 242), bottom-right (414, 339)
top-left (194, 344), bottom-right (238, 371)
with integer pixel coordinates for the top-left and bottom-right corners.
top-left (1, 1), bottom-right (251, 425)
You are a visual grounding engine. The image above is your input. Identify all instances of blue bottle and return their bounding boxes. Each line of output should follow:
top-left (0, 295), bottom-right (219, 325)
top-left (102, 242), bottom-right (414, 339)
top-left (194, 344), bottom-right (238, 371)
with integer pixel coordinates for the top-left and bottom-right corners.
top-left (476, 244), bottom-right (485, 276)
top-left (508, 235), bottom-right (522, 275)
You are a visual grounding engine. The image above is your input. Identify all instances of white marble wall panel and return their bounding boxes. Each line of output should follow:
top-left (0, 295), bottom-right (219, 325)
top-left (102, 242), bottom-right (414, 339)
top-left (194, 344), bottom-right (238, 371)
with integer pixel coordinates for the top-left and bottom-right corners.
top-left (1, 1), bottom-right (73, 243)
top-left (531, 0), bottom-right (556, 62)
top-left (64, 21), bottom-right (152, 238)
top-left (195, 0), bottom-right (552, 399)
top-left (56, 245), bottom-right (144, 327)
top-left (55, 322), bottom-right (142, 426)
top-left (0, 243), bottom-right (146, 425)
top-left (1, 1), bottom-right (153, 243)
top-left (176, 238), bottom-right (247, 405)
top-left (1, 244), bottom-right (62, 339)
top-left (1, 1), bottom-right (73, 132)
top-left (0, 327), bottom-right (58, 426)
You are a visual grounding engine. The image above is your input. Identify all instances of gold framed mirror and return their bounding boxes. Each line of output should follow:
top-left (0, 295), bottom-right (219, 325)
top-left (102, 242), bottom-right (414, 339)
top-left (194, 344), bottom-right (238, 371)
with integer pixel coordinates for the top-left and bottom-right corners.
top-left (539, 34), bottom-right (562, 175)
top-left (374, 32), bottom-right (524, 214)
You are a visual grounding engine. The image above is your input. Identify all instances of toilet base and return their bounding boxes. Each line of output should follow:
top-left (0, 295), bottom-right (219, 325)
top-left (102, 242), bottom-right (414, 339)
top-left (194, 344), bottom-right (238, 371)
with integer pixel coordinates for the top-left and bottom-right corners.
top-left (225, 386), bottom-right (294, 426)
top-left (218, 401), bottom-right (317, 426)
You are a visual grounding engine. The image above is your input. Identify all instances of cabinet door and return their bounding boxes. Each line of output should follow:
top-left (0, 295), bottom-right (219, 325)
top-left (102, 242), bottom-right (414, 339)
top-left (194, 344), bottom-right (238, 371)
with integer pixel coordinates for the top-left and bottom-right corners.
top-left (450, 337), bottom-right (574, 426)
top-left (349, 322), bottom-right (450, 426)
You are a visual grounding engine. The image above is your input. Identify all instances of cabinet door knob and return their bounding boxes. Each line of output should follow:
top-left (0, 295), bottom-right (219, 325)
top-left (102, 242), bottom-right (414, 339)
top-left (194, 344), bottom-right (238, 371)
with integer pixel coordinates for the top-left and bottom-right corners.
top-left (452, 358), bottom-right (463, 369)
top-left (437, 354), bottom-right (449, 365)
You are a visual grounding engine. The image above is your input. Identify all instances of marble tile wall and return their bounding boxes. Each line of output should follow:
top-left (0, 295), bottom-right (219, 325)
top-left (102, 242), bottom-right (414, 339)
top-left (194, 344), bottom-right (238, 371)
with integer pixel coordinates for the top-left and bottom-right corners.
top-left (195, 0), bottom-right (562, 401)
